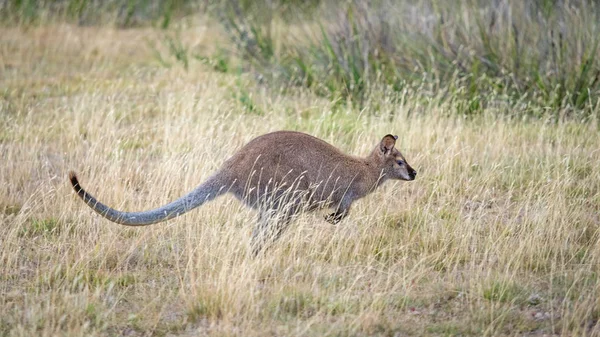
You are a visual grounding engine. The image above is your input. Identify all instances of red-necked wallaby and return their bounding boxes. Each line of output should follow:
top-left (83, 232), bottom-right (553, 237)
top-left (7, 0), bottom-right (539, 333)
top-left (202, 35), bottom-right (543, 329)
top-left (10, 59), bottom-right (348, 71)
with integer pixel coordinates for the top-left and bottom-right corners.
top-left (70, 131), bottom-right (416, 254)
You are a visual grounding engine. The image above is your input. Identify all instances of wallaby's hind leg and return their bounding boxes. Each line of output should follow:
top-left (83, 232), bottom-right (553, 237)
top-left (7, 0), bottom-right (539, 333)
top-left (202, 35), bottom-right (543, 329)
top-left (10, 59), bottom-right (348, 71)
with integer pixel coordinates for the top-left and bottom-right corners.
top-left (250, 210), bottom-right (293, 256)
top-left (250, 189), bottom-right (306, 256)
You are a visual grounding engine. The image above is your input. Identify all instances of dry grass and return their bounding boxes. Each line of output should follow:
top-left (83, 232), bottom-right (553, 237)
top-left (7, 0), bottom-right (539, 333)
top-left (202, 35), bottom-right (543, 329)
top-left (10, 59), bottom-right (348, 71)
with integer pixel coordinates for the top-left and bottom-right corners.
top-left (1, 24), bottom-right (600, 336)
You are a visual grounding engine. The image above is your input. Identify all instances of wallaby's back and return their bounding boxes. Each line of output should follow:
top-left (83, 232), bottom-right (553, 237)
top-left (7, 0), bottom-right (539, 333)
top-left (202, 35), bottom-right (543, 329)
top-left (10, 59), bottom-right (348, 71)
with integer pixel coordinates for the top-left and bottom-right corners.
top-left (221, 131), bottom-right (378, 206)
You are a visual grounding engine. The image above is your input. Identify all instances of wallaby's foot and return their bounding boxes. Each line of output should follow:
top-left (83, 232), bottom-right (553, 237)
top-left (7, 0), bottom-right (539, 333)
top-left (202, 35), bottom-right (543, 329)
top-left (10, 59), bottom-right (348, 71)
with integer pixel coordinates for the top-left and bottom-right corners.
top-left (325, 212), bottom-right (343, 225)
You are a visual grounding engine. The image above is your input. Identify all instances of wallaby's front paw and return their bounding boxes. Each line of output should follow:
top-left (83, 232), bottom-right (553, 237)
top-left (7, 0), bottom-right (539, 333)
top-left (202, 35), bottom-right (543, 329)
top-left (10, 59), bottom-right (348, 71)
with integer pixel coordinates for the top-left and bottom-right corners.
top-left (325, 213), bottom-right (341, 225)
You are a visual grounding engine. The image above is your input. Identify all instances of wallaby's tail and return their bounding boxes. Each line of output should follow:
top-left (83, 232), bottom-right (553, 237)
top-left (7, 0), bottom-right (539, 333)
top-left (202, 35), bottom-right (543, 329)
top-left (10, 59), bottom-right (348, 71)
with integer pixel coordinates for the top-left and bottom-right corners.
top-left (69, 171), bottom-right (227, 226)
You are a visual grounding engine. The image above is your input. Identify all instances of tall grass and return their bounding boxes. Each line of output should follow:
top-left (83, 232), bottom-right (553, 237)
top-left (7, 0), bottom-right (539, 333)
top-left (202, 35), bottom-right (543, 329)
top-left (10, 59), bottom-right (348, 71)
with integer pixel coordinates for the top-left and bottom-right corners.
top-left (7, 0), bottom-right (598, 118)
top-left (217, 0), bottom-right (600, 118)
top-left (0, 0), bottom-right (201, 27)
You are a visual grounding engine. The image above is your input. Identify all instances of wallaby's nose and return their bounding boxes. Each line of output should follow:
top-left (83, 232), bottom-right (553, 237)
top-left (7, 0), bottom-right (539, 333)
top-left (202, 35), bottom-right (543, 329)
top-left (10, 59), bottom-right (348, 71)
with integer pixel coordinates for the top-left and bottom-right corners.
top-left (409, 169), bottom-right (417, 180)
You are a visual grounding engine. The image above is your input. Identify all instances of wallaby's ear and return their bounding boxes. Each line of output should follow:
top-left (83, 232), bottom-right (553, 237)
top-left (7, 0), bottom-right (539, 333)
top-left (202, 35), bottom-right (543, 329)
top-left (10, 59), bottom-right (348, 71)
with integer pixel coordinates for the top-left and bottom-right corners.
top-left (380, 134), bottom-right (397, 154)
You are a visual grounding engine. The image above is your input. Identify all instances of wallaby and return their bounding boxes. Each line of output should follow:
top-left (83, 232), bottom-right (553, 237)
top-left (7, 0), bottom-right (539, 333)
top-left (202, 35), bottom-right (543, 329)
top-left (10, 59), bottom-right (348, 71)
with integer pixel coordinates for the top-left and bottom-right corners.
top-left (69, 131), bottom-right (416, 254)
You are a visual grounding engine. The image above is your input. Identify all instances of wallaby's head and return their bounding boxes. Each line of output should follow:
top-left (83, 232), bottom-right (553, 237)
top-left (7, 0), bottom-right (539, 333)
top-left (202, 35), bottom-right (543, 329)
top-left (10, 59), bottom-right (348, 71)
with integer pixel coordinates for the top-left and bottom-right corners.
top-left (376, 134), bottom-right (417, 181)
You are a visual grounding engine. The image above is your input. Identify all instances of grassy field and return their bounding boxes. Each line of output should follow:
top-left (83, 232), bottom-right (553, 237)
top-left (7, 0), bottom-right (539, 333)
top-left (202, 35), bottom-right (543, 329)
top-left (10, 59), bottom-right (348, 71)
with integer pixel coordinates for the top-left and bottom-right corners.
top-left (1, 12), bottom-right (600, 337)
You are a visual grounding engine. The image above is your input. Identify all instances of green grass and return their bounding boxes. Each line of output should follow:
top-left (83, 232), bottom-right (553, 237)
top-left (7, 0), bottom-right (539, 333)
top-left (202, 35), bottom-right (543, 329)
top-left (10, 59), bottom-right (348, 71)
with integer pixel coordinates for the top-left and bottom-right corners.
top-left (20, 218), bottom-right (63, 237)
top-left (214, 0), bottom-right (600, 117)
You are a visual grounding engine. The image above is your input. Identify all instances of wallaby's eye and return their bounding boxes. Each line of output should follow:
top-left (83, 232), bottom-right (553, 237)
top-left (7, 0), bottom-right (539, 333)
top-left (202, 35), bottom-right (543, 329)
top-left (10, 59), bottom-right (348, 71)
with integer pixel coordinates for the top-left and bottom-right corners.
top-left (396, 160), bottom-right (405, 166)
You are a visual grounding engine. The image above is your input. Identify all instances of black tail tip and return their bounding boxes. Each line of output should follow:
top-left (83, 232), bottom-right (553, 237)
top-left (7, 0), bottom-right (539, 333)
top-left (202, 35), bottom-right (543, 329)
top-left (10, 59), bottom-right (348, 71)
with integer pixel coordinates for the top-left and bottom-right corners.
top-left (68, 171), bottom-right (81, 190)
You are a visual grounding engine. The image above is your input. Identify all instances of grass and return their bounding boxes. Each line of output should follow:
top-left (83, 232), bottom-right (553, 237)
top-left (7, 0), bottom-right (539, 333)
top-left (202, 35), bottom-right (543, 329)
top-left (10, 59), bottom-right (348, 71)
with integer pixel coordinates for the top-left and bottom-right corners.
top-left (216, 0), bottom-right (600, 117)
top-left (1, 10), bottom-right (600, 337)
top-left (0, 0), bottom-right (202, 27)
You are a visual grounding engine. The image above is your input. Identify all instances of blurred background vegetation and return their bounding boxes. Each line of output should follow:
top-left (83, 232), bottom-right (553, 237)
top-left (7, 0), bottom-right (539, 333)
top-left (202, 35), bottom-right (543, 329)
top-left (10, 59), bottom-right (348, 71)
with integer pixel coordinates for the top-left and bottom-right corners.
top-left (2, 0), bottom-right (599, 121)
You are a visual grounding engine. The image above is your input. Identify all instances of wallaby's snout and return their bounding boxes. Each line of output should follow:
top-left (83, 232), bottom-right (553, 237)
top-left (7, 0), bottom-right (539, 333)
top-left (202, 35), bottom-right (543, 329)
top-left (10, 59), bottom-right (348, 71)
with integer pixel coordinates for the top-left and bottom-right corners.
top-left (407, 165), bottom-right (417, 181)
top-left (397, 162), bottom-right (416, 181)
